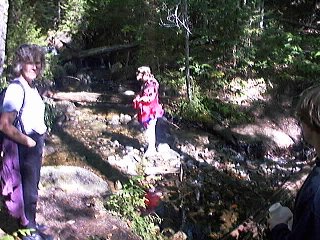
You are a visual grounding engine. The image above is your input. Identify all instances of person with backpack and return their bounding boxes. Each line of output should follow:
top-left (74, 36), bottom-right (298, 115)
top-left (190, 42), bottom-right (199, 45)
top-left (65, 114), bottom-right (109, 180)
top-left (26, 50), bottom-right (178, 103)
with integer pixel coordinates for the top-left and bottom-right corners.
top-left (0, 44), bottom-right (53, 240)
top-left (133, 66), bottom-right (164, 157)
top-left (267, 85), bottom-right (320, 239)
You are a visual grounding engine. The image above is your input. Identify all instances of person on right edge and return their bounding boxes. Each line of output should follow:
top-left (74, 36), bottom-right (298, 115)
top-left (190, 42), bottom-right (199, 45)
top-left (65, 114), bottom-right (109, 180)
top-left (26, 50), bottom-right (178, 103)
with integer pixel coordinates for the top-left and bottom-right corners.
top-left (268, 85), bottom-right (320, 239)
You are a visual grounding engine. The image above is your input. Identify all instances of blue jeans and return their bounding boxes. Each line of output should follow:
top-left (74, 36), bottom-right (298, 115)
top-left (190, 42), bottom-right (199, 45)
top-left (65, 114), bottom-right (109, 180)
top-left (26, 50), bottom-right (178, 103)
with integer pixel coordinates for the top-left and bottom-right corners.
top-left (18, 132), bottom-right (44, 228)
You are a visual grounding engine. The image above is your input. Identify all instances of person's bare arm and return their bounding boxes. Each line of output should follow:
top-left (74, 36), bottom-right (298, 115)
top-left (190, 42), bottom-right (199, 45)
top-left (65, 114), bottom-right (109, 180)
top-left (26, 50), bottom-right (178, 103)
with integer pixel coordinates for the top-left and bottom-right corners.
top-left (0, 111), bottom-right (36, 147)
top-left (41, 89), bottom-right (54, 98)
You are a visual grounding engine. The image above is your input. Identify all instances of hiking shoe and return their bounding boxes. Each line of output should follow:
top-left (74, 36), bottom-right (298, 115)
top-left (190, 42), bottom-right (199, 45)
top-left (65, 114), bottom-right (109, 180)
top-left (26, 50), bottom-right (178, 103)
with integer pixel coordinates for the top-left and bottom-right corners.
top-left (36, 224), bottom-right (48, 232)
top-left (22, 232), bottom-right (43, 240)
top-left (22, 232), bottom-right (54, 240)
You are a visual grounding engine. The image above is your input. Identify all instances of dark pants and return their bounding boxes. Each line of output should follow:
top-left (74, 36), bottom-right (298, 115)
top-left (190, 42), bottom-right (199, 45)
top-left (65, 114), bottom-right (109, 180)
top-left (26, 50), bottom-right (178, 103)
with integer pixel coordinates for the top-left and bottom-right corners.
top-left (18, 132), bottom-right (44, 229)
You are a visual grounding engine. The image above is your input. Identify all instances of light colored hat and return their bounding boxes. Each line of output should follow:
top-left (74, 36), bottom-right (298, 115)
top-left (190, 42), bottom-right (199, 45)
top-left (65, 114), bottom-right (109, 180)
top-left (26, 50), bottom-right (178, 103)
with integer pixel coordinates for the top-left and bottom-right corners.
top-left (137, 66), bottom-right (152, 80)
top-left (137, 66), bottom-right (151, 74)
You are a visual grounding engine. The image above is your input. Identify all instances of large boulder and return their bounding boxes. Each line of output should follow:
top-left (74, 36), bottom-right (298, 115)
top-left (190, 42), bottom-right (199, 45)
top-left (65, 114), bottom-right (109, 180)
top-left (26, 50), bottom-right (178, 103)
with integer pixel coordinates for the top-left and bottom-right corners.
top-left (40, 165), bottom-right (110, 196)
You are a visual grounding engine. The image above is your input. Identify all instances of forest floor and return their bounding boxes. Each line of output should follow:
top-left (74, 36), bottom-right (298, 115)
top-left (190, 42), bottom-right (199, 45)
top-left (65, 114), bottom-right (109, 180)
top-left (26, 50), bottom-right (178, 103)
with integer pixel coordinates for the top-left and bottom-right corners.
top-left (0, 81), bottom-right (314, 240)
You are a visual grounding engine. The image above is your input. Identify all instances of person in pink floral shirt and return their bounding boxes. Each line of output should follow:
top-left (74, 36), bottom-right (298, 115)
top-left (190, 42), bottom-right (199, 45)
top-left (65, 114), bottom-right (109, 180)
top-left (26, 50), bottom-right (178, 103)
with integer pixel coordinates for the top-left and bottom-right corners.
top-left (133, 66), bottom-right (164, 156)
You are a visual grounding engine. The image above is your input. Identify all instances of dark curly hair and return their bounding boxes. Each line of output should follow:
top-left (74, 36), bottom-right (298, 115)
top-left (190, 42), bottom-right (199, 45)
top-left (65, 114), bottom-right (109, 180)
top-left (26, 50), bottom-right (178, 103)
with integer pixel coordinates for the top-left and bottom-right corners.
top-left (12, 43), bottom-right (46, 78)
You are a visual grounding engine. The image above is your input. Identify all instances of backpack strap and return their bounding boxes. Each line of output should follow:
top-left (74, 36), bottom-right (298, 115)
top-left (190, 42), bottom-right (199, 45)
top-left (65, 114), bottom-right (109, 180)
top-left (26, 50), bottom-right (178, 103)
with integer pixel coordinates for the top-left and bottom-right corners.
top-left (10, 80), bottom-right (26, 134)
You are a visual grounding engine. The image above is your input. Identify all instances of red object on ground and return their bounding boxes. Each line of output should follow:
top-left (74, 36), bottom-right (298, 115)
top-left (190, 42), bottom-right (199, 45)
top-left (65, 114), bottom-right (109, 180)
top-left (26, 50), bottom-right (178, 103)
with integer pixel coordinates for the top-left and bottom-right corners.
top-left (144, 190), bottom-right (161, 210)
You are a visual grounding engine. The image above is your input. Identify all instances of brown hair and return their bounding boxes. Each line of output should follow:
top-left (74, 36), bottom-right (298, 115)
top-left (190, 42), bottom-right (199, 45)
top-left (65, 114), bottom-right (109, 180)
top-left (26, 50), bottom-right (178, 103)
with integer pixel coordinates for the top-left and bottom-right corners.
top-left (12, 43), bottom-right (46, 78)
top-left (295, 84), bottom-right (320, 132)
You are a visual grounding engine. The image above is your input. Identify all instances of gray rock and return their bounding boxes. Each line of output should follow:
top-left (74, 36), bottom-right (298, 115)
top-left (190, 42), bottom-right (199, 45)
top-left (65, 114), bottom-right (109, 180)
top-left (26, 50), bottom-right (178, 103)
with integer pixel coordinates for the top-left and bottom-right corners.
top-left (40, 166), bottom-right (110, 196)
top-left (120, 113), bottom-right (132, 124)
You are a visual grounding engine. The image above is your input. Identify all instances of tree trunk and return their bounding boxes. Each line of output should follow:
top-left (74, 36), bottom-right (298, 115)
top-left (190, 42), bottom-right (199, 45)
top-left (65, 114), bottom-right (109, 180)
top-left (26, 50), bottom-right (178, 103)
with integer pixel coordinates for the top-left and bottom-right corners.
top-left (183, 0), bottom-right (192, 102)
top-left (259, 0), bottom-right (265, 29)
top-left (0, 0), bottom-right (9, 78)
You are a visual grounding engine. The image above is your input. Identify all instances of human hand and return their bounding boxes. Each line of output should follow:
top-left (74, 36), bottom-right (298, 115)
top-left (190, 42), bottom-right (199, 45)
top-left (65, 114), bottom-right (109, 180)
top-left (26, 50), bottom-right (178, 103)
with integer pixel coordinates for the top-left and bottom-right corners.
top-left (268, 205), bottom-right (293, 230)
top-left (139, 96), bottom-right (150, 102)
top-left (133, 95), bottom-right (141, 102)
top-left (46, 90), bottom-right (54, 98)
top-left (26, 137), bottom-right (36, 148)
top-left (42, 90), bottom-right (54, 98)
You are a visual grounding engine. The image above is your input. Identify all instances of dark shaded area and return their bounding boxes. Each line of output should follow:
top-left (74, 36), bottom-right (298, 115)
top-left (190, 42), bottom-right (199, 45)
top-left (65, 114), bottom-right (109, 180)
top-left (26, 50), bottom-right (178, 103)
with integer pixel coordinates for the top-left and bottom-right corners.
top-left (0, 204), bottom-right (20, 234)
top-left (52, 127), bottom-right (129, 184)
top-left (54, 43), bottom-right (139, 93)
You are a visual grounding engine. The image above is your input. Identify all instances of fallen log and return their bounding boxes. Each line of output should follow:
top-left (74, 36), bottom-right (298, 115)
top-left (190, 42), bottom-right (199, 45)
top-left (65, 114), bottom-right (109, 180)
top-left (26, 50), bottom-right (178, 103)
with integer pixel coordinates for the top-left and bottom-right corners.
top-left (144, 165), bottom-right (180, 175)
top-left (51, 91), bottom-right (135, 104)
top-left (52, 92), bottom-right (102, 102)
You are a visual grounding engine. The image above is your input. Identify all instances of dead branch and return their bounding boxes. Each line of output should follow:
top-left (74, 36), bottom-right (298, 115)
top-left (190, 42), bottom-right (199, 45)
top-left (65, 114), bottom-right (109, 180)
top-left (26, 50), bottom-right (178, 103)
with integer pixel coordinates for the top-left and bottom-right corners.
top-left (159, 1), bottom-right (192, 34)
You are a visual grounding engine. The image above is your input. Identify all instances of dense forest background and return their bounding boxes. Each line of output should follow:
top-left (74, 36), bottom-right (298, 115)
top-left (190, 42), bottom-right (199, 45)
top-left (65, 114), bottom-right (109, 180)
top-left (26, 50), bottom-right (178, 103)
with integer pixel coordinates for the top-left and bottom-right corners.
top-left (0, 0), bottom-right (319, 126)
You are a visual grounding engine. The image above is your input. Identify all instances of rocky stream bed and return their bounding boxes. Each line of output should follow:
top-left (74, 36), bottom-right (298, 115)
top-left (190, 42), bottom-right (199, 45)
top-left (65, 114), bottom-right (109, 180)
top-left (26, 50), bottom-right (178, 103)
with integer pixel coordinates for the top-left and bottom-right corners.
top-left (0, 83), bottom-right (315, 240)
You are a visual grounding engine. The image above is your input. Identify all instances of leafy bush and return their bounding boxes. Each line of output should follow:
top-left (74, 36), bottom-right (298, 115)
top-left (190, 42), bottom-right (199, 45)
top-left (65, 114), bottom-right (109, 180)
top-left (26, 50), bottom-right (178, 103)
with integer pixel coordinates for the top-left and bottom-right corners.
top-left (159, 69), bottom-right (186, 97)
top-left (43, 98), bottom-right (58, 133)
top-left (179, 89), bottom-right (212, 123)
top-left (6, 1), bottom-right (47, 64)
top-left (255, 27), bottom-right (320, 83)
top-left (177, 82), bottom-right (252, 127)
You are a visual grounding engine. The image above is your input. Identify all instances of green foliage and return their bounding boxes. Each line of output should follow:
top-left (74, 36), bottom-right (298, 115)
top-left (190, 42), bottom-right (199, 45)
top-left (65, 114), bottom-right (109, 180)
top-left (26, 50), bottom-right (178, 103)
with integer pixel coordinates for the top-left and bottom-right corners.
top-left (265, 32), bottom-right (303, 65)
top-left (187, 60), bottom-right (212, 78)
top-left (0, 80), bottom-right (9, 91)
top-left (58, 0), bottom-right (88, 34)
top-left (31, 1), bottom-right (57, 32)
top-left (4, 0), bottom-right (318, 126)
top-left (179, 100), bottom-right (210, 124)
top-left (43, 54), bottom-right (60, 83)
top-left (6, 1), bottom-right (47, 63)
top-left (189, 0), bottom-right (263, 64)
top-left (182, 58), bottom-right (226, 90)
top-left (179, 86), bottom-right (251, 127)
top-left (105, 177), bottom-right (164, 240)
top-left (84, 0), bottom-right (150, 46)
top-left (6, 15), bottom-right (46, 61)
top-left (255, 26), bottom-right (320, 83)
top-left (106, 177), bottom-right (146, 215)
top-left (202, 97), bottom-right (251, 125)
top-left (5, 0), bottom-right (54, 87)
top-left (160, 69), bottom-right (186, 94)
top-left (294, 60), bottom-right (320, 78)
top-left (44, 99), bottom-right (58, 133)
top-left (0, 228), bottom-right (35, 240)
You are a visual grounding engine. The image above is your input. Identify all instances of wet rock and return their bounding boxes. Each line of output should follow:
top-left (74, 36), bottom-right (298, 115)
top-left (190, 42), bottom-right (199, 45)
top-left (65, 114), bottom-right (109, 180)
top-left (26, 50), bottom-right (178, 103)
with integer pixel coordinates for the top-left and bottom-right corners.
top-left (106, 114), bottom-right (120, 125)
top-left (231, 124), bottom-right (295, 150)
top-left (157, 143), bottom-right (180, 161)
top-left (54, 100), bottom-right (76, 114)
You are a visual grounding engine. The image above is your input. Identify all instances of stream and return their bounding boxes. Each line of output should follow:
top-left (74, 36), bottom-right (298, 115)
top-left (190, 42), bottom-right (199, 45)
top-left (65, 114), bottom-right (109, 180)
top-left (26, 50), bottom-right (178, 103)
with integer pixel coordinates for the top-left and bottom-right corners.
top-left (42, 97), bottom-right (314, 240)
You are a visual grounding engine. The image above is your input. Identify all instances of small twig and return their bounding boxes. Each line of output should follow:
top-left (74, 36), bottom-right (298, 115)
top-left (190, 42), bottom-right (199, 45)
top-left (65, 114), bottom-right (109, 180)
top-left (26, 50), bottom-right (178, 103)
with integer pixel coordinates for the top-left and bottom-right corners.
top-left (162, 117), bottom-right (180, 129)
